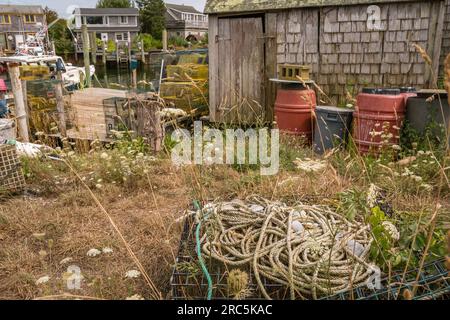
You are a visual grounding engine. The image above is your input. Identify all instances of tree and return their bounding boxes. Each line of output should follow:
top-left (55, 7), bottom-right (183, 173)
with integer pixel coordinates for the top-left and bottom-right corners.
top-left (136, 0), bottom-right (165, 40)
top-left (43, 6), bottom-right (58, 24)
top-left (96, 0), bottom-right (133, 8)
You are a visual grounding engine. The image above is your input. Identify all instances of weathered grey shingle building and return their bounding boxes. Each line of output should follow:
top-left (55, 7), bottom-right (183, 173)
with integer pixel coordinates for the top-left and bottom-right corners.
top-left (205, 0), bottom-right (450, 123)
top-left (165, 3), bottom-right (208, 41)
top-left (72, 7), bottom-right (140, 53)
top-left (0, 5), bottom-right (46, 53)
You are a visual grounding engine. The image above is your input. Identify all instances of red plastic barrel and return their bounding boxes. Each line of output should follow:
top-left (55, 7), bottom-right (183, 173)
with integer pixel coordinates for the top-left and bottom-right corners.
top-left (274, 88), bottom-right (316, 140)
top-left (354, 88), bottom-right (406, 155)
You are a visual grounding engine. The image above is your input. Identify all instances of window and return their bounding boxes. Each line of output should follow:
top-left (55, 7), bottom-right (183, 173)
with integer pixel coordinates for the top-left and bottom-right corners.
top-left (119, 16), bottom-right (128, 24)
top-left (115, 33), bottom-right (129, 41)
top-left (85, 16), bottom-right (104, 25)
top-left (23, 14), bottom-right (36, 23)
top-left (0, 15), bottom-right (11, 24)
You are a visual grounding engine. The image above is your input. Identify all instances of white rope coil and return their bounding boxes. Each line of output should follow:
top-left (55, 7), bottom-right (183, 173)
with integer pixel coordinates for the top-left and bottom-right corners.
top-left (198, 196), bottom-right (375, 300)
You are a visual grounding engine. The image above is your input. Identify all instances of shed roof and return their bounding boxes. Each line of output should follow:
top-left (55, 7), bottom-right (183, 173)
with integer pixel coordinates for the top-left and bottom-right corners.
top-left (0, 4), bottom-right (44, 15)
top-left (205, 0), bottom-right (426, 14)
top-left (166, 3), bottom-right (202, 14)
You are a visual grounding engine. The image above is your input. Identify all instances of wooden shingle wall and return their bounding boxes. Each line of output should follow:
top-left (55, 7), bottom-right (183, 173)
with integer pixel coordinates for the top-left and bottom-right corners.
top-left (440, 0), bottom-right (450, 77)
top-left (276, 1), bottom-right (444, 103)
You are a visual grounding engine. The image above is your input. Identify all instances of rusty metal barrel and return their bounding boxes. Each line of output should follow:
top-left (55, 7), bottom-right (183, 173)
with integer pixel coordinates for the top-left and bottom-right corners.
top-left (274, 87), bottom-right (317, 141)
top-left (354, 88), bottom-right (406, 155)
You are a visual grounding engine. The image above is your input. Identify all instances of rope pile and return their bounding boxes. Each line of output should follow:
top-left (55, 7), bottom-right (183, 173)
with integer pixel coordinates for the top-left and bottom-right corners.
top-left (197, 196), bottom-right (376, 300)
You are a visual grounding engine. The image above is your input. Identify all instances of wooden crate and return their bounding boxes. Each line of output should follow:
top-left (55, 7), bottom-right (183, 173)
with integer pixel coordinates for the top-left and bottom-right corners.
top-left (278, 64), bottom-right (311, 81)
top-left (65, 88), bottom-right (128, 141)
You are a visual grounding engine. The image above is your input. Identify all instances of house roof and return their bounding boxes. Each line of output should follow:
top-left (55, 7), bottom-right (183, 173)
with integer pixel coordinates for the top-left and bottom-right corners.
top-left (0, 4), bottom-right (44, 15)
top-left (204, 0), bottom-right (425, 14)
top-left (166, 3), bottom-right (202, 14)
top-left (75, 8), bottom-right (139, 16)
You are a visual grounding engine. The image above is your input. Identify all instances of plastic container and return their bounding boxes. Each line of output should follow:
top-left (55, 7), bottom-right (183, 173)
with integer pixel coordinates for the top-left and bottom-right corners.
top-left (354, 88), bottom-right (406, 155)
top-left (274, 88), bottom-right (316, 140)
top-left (313, 106), bottom-right (354, 154)
top-left (406, 90), bottom-right (450, 146)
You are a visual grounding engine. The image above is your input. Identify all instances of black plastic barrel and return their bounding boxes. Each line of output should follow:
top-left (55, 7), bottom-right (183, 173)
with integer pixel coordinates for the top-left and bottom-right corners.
top-left (405, 90), bottom-right (450, 146)
top-left (313, 106), bottom-right (354, 154)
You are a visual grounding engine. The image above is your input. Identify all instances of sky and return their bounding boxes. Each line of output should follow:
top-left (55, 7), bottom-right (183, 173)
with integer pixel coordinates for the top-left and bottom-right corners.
top-left (1, 0), bottom-right (207, 17)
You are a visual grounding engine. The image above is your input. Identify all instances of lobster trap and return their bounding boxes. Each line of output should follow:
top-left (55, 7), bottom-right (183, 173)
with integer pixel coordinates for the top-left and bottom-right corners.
top-left (170, 215), bottom-right (288, 300)
top-left (322, 258), bottom-right (450, 300)
top-left (0, 145), bottom-right (26, 194)
top-left (171, 213), bottom-right (450, 300)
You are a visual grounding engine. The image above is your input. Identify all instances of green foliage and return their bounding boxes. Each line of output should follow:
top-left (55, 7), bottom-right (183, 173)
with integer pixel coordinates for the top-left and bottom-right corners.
top-left (48, 19), bottom-right (75, 55)
top-left (134, 33), bottom-right (162, 51)
top-left (368, 207), bottom-right (399, 269)
top-left (169, 36), bottom-right (189, 48)
top-left (137, 0), bottom-right (166, 40)
top-left (96, 0), bottom-right (132, 8)
top-left (106, 40), bottom-right (117, 53)
top-left (401, 118), bottom-right (448, 156)
top-left (337, 188), bottom-right (370, 221)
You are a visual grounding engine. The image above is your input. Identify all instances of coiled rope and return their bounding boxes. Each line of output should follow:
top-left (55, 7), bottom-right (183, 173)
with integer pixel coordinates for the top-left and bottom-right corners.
top-left (197, 196), bottom-right (375, 300)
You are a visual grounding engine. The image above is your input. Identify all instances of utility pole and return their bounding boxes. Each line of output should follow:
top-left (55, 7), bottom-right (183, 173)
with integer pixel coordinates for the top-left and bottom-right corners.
top-left (81, 25), bottom-right (91, 87)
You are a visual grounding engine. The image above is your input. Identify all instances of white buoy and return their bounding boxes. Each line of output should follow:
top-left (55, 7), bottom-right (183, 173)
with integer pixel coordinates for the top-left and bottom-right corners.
top-left (346, 239), bottom-right (365, 257)
top-left (292, 221), bottom-right (305, 235)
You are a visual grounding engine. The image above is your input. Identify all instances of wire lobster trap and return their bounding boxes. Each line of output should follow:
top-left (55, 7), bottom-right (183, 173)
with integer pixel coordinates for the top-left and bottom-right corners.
top-left (0, 144), bottom-right (26, 194)
top-left (171, 213), bottom-right (450, 300)
top-left (322, 258), bottom-right (450, 300)
top-left (170, 215), bottom-right (289, 300)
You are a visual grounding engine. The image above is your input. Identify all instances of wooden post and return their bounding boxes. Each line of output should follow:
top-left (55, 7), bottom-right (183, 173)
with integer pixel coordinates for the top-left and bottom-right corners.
top-left (90, 32), bottom-right (97, 65)
top-left (21, 80), bottom-right (30, 130)
top-left (136, 99), bottom-right (164, 153)
top-left (102, 42), bottom-right (107, 65)
top-left (140, 40), bottom-right (146, 64)
top-left (81, 25), bottom-right (91, 88)
top-left (162, 29), bottom-right (168, 51)
top-left (132, 69), bottom-right (137, 90)
top-left (55, 72), bottom-right (66, 136)
top-left (128, 41), bottom-right (132, 64)
top-left (8, 63), bottom-right (29, 142)
top-left (51, 41), bottom-right (56, 55)
top-left (116, 41), bottom-right (120, 65)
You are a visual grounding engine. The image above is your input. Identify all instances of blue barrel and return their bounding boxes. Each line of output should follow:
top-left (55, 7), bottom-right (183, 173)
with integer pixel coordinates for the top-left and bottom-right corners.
top-left (313, 106), bottom-right (354, 154)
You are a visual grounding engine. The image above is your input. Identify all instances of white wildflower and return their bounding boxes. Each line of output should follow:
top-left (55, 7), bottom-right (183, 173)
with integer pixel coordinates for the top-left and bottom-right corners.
top-left (87, 248), bottom-right (102, 257)
top-left (126, 294), bottom-right (145, 300)
top-left (367, 184), bottom-right (380, 208)
top-left (102, 247), bottom-right (114, 254)
top-left (36, 276), bottom-right (50, 285)
top-left (382, 221), bottom-right (400, 241)
top-left (420, 183), bottom-right (433, 191)
top-left (125, 270), bottom-right (141, 279)
top-left (100, 152), bottom-right (109, 160)
top-left (391, 144), bottom-right (401, 151)
top-left (293, 158), bottom-right (327, 173)
top-left (95, 184), bottom-right (103, 189)
top-left (59, 257), bottom-right (73, 265)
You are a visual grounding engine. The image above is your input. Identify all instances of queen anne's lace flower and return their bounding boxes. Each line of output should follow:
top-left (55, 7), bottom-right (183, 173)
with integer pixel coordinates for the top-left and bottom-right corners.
top-left (36, 276), bottom-right (50, 285)
top-left (125, 270), bottom-right (141, 278)
top-left (382, 221), bottom-right (400, 241)
top-left (87, 248), bottom-right (101, 257)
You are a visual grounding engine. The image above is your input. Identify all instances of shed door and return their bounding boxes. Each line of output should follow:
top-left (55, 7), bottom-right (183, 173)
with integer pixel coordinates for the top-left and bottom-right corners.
top-left (217, 17), bottom-right (265, 124)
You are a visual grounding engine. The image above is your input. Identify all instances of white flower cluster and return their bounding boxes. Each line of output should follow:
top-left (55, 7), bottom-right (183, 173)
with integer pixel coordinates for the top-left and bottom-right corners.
top-left (382, 221), bottom-right (400, 242)
top-left (293, 158), bottom-right (327, 173)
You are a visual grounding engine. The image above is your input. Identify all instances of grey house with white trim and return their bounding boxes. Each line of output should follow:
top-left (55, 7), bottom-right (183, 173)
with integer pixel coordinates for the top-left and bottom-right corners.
top-left (72, 8), bottom-right (140, 53)
top-left (0, 5), bottom-right (46, 53)
top-left (165, 3), bottom-right (208, 41)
